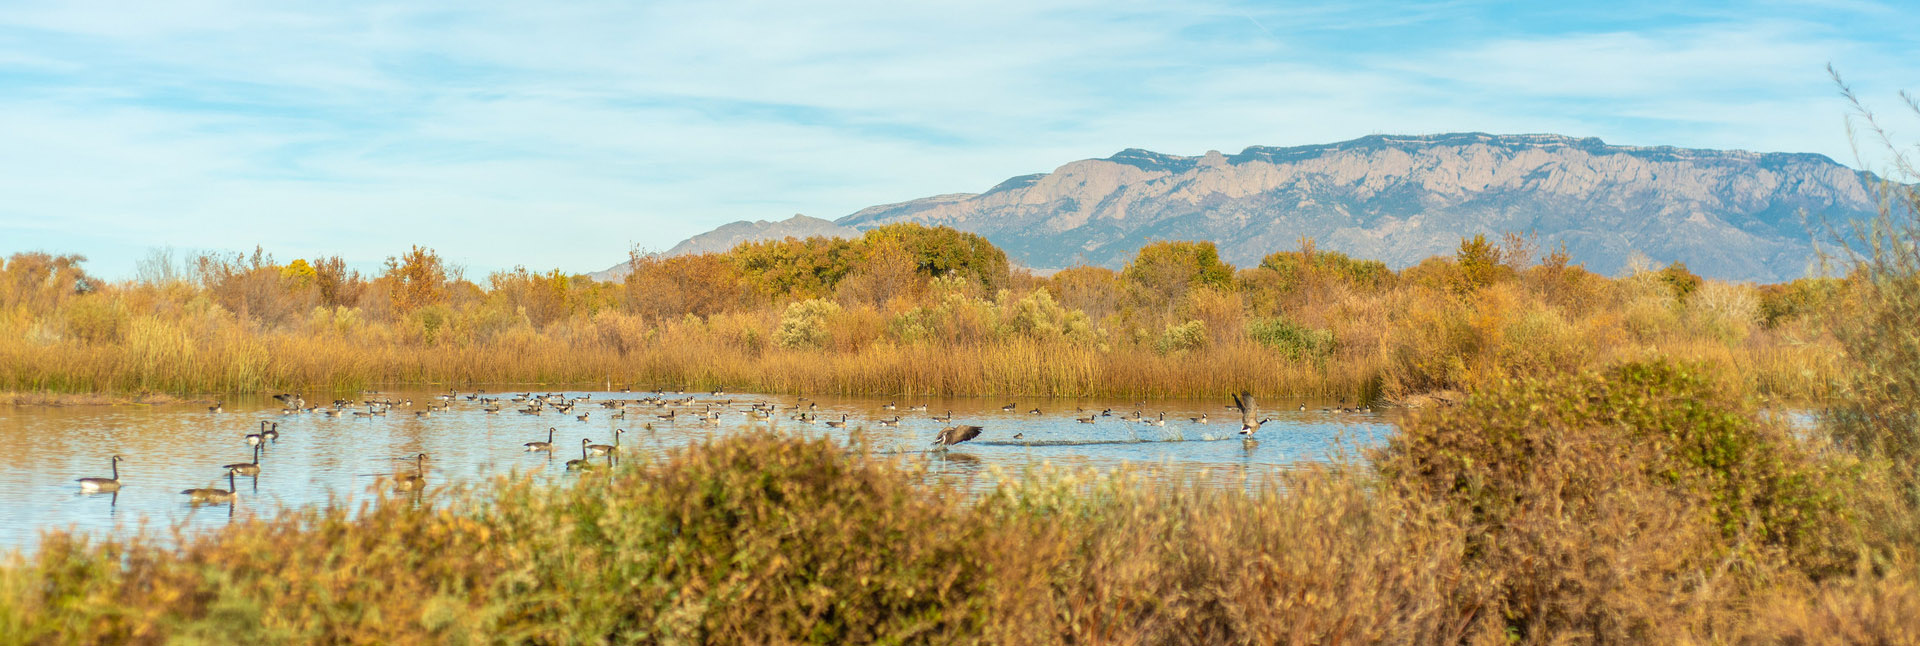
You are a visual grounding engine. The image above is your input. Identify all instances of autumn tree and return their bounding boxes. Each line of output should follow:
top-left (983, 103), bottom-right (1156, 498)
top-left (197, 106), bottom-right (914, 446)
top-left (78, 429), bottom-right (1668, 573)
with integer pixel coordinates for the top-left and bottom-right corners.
top-left (1123, 240), bottom-right (1235, 313)
top-left (194, 246), bottom-right (315, 325)
top-left (1047, 265), bottom-right (1125, 321)
top-left (858, 223), bottom-right (1011, 292)
top-left (835, 238), bottom-right (923, 307)
top-left (729, 236), bottom-right (861, 299)
top-left (626, 253), bottom-right (754, 319)
top-left (384, 246), bottom-right (447, 316)
top-left (0, 252), bottom-right (93, 311)
top-left (490, 267), bottom-right (577, 327)
top-left (1455, 234), bottom-right (1507, 292)
top-left (310, 256), bottom-right (365, 309)
top-left (1258, 237), bottom-right (1393, 294)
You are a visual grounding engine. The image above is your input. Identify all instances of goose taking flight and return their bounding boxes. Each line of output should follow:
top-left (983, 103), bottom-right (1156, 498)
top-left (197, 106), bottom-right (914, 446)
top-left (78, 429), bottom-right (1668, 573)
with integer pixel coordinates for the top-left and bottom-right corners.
top-left (1233, 392), bottom-right (1272, 437)
top-left (77, 455), bottom-right (124, 493)
top-left (932, 425), bottom-right (983, 449)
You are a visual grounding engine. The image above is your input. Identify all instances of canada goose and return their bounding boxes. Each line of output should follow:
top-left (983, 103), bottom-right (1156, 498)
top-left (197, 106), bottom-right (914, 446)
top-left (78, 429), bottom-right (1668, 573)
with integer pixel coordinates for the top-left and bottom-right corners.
top-left (1190, 413), bottom-right (1207, 424)
top-left (932, 425), bottom-right (983, 449)
top-left (393, 453), bottom-right (428, 492)
top-left (881, 402), bottom-right (897, 411)
top-left (260, 420), bottom-right (279, 441)
top-left (1233, 392), bottom-right (1272, 436)
top-left (182, 471), bottom-right (238, 504)
top-left (932, 411), bottom-right (953, 422)
top-left (565, 439), bottom-right (597, 471)
top-left (877, 417), bottom-right (900, 427)
top-left (1000, 403), bottom-right (1017, 412)
top-left (577, 412), bottom-right (590, 422)
top-left (208, 402), bottom-right (224, 413)
top-left (1076, 415), bottom-right (1096, 423)
top-left (1299, 403), bottom-right (1308, 412)
top-left (415, 410), bottom-right (432, 418)
top-left (1028, 408), bottom-right (1041, 415)
top-left (224, 444), bottom-right (262, 477)
top-left (587, 429), bottom-right (622, 456)
top-left (77, 455), bottom-right (124, 493)
top-left (1147, 412), bottom-right (1166, 427)
top-left (524, 428), bottom-right (556, 452)
top-left (908, 404), bottom-right (928, 412)
top-left (322, 408), bottom-right (343, 417)
top-left (658, 410), bottom-right (677, 421)
top-left (825, 415), bottom-right (849, 428)
top-left (1012, 432), bottom-right (1024, 440)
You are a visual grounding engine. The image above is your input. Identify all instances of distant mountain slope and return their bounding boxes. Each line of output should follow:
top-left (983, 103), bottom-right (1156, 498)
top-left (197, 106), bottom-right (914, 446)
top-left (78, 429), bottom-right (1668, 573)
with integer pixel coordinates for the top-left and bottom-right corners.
top-left (835, 133), bottom-right (1880, 282)
top-left (588, 214), bottom-right (859, 282)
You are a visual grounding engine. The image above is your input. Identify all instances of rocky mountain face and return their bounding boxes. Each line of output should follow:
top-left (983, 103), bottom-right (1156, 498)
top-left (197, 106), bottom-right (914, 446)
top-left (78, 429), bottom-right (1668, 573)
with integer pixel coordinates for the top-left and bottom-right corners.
top-left (589, 214), bottom-right (859, 282)
top-left (836, 133), bottom-right (1881, 282)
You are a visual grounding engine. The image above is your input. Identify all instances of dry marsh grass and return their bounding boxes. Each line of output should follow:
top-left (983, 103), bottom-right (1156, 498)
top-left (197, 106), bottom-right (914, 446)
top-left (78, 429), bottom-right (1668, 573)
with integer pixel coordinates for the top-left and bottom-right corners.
top-left (0, 231), bottom-right (1844, 402)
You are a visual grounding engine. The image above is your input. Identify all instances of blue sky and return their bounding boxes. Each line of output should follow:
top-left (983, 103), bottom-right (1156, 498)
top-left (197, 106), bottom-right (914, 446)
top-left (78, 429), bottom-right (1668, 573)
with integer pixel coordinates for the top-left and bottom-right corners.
top-left (1, 0), bottom-right (1914, 279)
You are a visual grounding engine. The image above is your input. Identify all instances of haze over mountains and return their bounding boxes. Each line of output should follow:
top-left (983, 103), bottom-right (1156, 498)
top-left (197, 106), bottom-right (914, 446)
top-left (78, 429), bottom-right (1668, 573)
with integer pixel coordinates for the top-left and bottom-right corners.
top-left (603, 133), bottom-right (1883, 283)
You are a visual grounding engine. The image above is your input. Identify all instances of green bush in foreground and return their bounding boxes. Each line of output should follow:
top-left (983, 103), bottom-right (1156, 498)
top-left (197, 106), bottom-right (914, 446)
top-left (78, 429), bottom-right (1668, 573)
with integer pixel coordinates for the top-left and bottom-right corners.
top-left (1378, 360), bottom-right (1861, 641)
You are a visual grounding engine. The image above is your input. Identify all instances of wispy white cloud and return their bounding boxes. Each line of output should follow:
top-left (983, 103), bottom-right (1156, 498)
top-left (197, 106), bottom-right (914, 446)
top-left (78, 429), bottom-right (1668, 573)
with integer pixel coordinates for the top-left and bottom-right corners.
top-left (0, 0), bottom-right (1912, 278)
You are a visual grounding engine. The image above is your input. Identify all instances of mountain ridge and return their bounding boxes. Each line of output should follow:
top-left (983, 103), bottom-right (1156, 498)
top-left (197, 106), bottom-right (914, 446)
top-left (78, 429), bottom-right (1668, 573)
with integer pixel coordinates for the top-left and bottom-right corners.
top-left (834, 132), bottom-right (1877, 282)
top-left (604, 133), bottom-right (1881, 283)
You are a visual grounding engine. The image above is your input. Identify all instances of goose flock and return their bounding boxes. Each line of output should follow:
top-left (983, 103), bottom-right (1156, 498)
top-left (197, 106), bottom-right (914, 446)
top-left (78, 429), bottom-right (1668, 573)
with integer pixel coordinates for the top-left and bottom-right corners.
top-left (75, 387), bottom-right (1372, 503)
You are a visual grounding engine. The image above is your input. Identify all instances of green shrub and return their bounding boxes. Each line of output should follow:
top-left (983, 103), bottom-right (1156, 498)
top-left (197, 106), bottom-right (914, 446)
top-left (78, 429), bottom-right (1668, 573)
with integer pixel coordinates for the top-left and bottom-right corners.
top-left (1377, 360), bottom-right (1857, 639)
top-left (775, 299), bottom-right (840, 350)
top-left (1658, 262), bottom-right (1703, 302)
top-left (1247, 316), bottom-right (1334, 360)
top-left (1757, 278), bottom-right (1843, 328)
top-left (62, 296), bottom-right (128, 345)
top-left (1154, 320), bottom-right (1207, 355)
top-left (1003, 289), bottom-right (1095, 344)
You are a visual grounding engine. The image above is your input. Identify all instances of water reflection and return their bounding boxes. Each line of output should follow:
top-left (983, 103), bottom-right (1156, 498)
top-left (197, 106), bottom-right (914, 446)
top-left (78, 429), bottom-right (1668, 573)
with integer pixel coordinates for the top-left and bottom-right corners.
top-left (0, 389), bottom-right (1395, 552)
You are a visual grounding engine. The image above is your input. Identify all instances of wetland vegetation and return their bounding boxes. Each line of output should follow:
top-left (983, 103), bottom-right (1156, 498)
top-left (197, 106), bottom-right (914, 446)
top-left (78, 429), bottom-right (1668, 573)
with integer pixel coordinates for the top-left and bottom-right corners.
top-left (1, 223), bottom-right (1840, 403)
top-left (4, 108), bottom-right (1919, 646)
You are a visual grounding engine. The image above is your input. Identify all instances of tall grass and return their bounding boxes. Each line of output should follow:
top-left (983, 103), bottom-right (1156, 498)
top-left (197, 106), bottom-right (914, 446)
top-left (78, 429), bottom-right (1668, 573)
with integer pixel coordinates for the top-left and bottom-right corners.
top-left (0, 238), bottom-right (1841, 401)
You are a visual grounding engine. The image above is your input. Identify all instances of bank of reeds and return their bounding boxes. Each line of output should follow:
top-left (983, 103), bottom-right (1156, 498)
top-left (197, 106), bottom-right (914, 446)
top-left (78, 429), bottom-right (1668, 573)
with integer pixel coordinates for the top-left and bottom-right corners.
top-left (3, 357), bottom-right (1914, 644)
top-left (0, 233), bottom-right (1842, 402)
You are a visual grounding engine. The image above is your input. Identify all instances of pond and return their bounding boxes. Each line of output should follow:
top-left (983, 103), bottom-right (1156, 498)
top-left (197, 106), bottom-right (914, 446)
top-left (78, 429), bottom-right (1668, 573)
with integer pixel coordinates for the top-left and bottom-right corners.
top-left (0, 389), bottom-right (1396, 553)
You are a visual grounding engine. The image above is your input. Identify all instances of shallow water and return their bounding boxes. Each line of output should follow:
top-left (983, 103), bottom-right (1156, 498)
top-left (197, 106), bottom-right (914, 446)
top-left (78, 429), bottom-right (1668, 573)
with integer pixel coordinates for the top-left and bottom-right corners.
top-left (0, 389), bottom-right (1394, 553)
